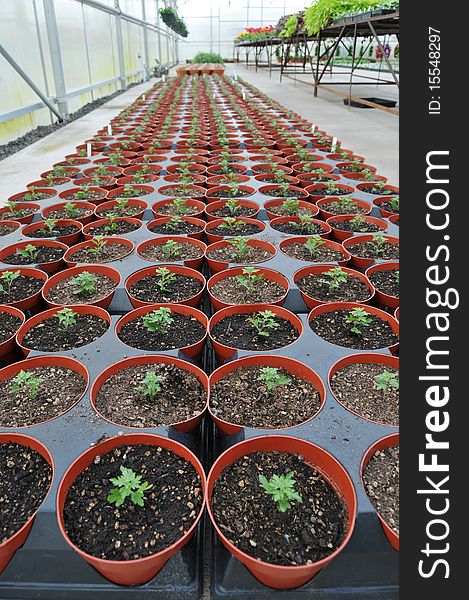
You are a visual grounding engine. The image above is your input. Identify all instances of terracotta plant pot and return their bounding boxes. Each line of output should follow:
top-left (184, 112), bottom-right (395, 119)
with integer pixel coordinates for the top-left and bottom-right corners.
top-left (205, 185), bottom-right (256, 200)
top-left (0, 266), bottom-right (47, 311)
top-left (251, 163), bottom-right (293, 176)
top-left (258, 184), bottom-right (308, 199)
top-left (42, 264), bottom-right (121, 309)
top-left (136, 237), bottom-right (206, 270)
top-left (205, 239), bottom-right (276, 274)
top-left (107, 184), bottom-right (155, 200)
top-left (365, 261), bottom-right (399, 309)
top-left (328, 352), bottom-right (399, 425)
top-left (316, 197), bottom-right (372, 222)
top-left (360, 433), bottom-right (399, 551)
top-left (41, 201), bottom-right (95, 225)
top-left (293, 265), bottom-right (375, 309)
top-left (336, 162), bottom-right (377, 175)
top-left (63, 237), bottom-right (134, 267)
top-left (373, 196), bottom-right (399, 219)
top-left (290, 162), bottom-right (334, 176)
top-left (151, 198), bottom-right (205, 220)
top-left (82, 166), bottom-right (123, 179)
top-left (204, 199), bottom-right (260, 222)
top-left (115, 303), bottom-right (208, 359)
top-left (8, 188), bottom-right (57, 203)
top-left (308, 301), bottom-right (399, 354)
top-left (208, 355), bottom-right (325, 434)
top-left (0, 221), bottom-right (21, 236)
top-left (0, 433), bottom-right (54, 575)
top-left (270, 216), bottom-right (331, 238)
top-left (22, 219), bottom-right (82, 246)
top-left (0, 305), bottom-right (25, 360)
top-left (0, 203), bottom-right (40, 225)
top-left (94, 198), bottom-right (148, 221)
top-left (206, 434), bottom-right (356, 588)
top-left (165, 163), bottom-right (205, 175)
top-left (264, 199), bottom-right (319, 221)
top-left (342, 234), bottom-right (399, 269)
top-left (205, 217), bottom-right (265, 245)
top-left (147, 216), bottom-right (205, 240)
top-left (82, 217), bottom-right (142, 240)
top-left (356, 183), bottom-right (399, 197)
top-left (279, 237), bottom-right (351, 265)
top-left (125, 265), bottom-right (206, 309)
top-left (158, 184), bottom-right (206, 198)
top-left (208, 304), bottom-right (302, 362)
top-left (123, 163), bottom-right (163, 176)
top-left (74, 176), bottom-right (116, 191)
top-left (90, 356), bottom-right (209, 432)
top-left (56, 433), bottom-right (206, 585)
top-left (326, 215), bottom-right (388, 242)
top-left (207, 266), bottom-right (289, 311)
top-left (0, 239), bottom-right (68, 274)
top-left (305, 183), bottom-right (356, 202)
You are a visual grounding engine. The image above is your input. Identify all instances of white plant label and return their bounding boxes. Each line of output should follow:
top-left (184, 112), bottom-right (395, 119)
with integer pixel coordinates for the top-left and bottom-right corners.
top-left (332, 137), bottom-right (338, 152)
top-left (86, 142), bottom-right (92, 158)
top-left (107, 125), bottom-right (112, 136)
top-left (311, 124), bottom-right (316, 133)
top-left (142, 94), bottom-right (146, 101)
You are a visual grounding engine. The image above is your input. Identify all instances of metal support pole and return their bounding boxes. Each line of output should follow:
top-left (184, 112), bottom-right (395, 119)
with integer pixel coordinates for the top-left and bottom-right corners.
top-left (155, 0), bottom-right (163, 66)
top-left (141, 0), bottom-right (150, 78)
top-left (348, 24), bottom-right (358, 110)
top-left (114, 1), bottom-right (127, 90)
top-left (0, 43), bottom-right (63, 122)
top-left (43, 0), bottom-right (69, 117)
top-left (369, 21), bottom-right (399, 88)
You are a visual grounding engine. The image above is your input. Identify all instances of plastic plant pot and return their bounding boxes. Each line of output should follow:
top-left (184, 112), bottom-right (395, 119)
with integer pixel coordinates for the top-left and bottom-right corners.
top-left (206, 434), bottom-right (356, 588)
top-left (0, 305), bottom-right (25, 360)
top-left (204, 217), bottom-right (266, 245)
top-left (147, 216), bottom-right (205, 240)
top-left (254, 173), bottom-right (301, 187)
top-left (123, 163), bottom-right (163, 176)
top-left (162, 173), bottom-right (206, 187)
top-left (316, 197), bottom-right (372, 222)
top-left (336, 162), bottom-right (377, 175)
top-left (0, 239), bottom-right (69, 274)
top-left (115, 303), bottom-right (208, 360)
top-left (94, 198), bottom-right (148, 221)
top-left (107, 184), bottom-right (155, 199)
top-left (41, 201), bottom-right (96, 225)
top-left (279, 237), bottom-right (351, 266)
top-left (374, 196), bottom-right (399, 219)
top-left (28, 177), bottom-right (71, 188)
top-left (0, 203), bottom-right (40, 225)
top-left (22, 219), bottom-right (82, 246)
top-left (343, 234), bottom-right (399, 269)
top-left (205, 185), bottom-right (256, 201)
top-left (82, 217), bottom-right (143, 240)
top-left (204, 199), bottom-right (260, 222)
top-left (125, 264), bottom-right (206, 309)
top-left (328, 353), bottom-right (399, 426)
top-left (0, 355), bottom-right (89, 425)
top-left (166, 163), bottom-right (206, 175)
top-left (356, 183), bottom-right (399, 197)
top-left (394, 306), bottom-right (399, 321)
top-left (207, 266), bottom-right (289, 312)
top-left (16, 304), bottom-right (111, 357)
top-left (73, 176), bottom-right (117, 191)
top-left (326, 152), bottom-right (364, 162)
top-left (360, 433), bottom-right (399, 551)
top-left (258, 184), bottom-right (308, 199)
top-left (304, 183), bottom-right (356, 202)
top-left (42, 264), bottom-right (121, 309)
top-left (342, 173), bottom-right (387, 185)
top-left (136, 237), bottom-right (206, 270)
top-left (0, 433), bottom-right (54, 575)
top-left (41, 167), bottom-right (80, 179)
top-left (8, 188), bottom-right (57, 203)
top-left (264, 199), bottom-right (319, 221)
top-left (208, 304), bottom-right (303, 362)
top-left (63, 237), bottom-right (134, 267)
top-left (151, 198), bottom-right (205, 220)
top-left (56, 432), bottom-right (206, 585)
top-left (365, 261), bottom-right (400, 310)
top-left (326, 215), bottom-right (388, 242)
top-left (293, 264), bottom-right (375, 309)
top-left (290, 162), bottom-right (334, 176)
top-left (0, 266), bottom-right (47, 311)
top-left (205, 174), bottom-right (251, 187)
top-left (270, 216), bottom-right (332, 239)
top-left (208, 355), bottom-right (326, 434)
top-left (251, 163), bottom-right (293, 176)
top-left (296, 173), bottom-right (340, 188)
top-left (308, 302), bottom-right (399, 354)
top-left (158, 184), bottom-right (206, 198)
top-left (205, 239), bottom-right (276, 274)
top-left (90, 356), bottom-right (209, 432)
top-left (0, 221), bottom-right (21, 237)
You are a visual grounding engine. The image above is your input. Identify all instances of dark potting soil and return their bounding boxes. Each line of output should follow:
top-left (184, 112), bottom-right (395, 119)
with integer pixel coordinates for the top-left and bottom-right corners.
top-left (379, 201), bottom-right (399, 214)
top-left (63, 190), bottom-right (106, 202)
top-left (153, 204), bottom-right (201, 217)
top-left (210, 275), bottom-right (285, 305)
top-left (208, 205), bottom-right (257, 219)
top-left (208, 223), bottom-right (262, 237)
top-left (97, 206), bottom-right (142, 218)
top-left (361, 186), bottom-right (395, 195)
top-left (0, 443), bottom-right (52, 544)
top-left (320, 200), bottom-right (367, 216)
top-left (118, 312), bottom-right (206, 351)
top-left (211, 451), bottom-right (348, 566)
top-left (211, 313), bottom-right (299, 351)
top-left (261, 188), bottom-right (306, 198)
top-left (45, 273), bottom-right (117, 306)
top-left (207, 244), bottom-right (273, 265)
top-left (46, 207), bottom-right (93, 220)
top-left (115, 186), bottom-right (152, 198)
top-left (369, 269), bottom-right (399, 298)
top-left (348, 240), bottom-right (399, 260)
top-left (2, 246), bottom-right (65, 266)
top-left (149, 221), bottom-right (203, 236)
top-left (297, 272), bottom-right (371, 303)
top-left (310, 309), bottom-right (398, 350)
top-left (0, 311), bottom-right (22, 343)
top-left (68, 242), bottom-right (130, 263)
top-left (310, 188), bottom-right (350, 197)
top-left (138, 241), bottom-right (202, 262)
top-left (207, 190), bottom-right (253, 199)
top-left (0, 275), bottom-right (44, 304)
top-left (159, 187), bottom-right (205, 198)
top-left (95, 363), bottom-right (206, 427)
top-left (210, 365), bottom-right (321, 428)
top-left (330, 363), bottom-right (399, 425)
top-left (86, 220), bottom-right (140, 236)
top-left (1, 207), bottom-right (36, 221)
top-left (63, 444), bottom-right (202, 560)
top-left (363, 446), bottom-right (399, 535)
top-left (129, 273), bottom-right (203, 304)
top-left (22, 314), bottom-right (109, 352)
top-left (281, 241), bottom-right (345, 263)
top-left (0, 224), bottom-right (19, 236)
top-left (19, 191), bottom-right (56, 201)
top-left (268, 204), bottom-right (316, 217)
top-left (333, 220), bottom-right (380, 233)
top-left (27, 225), bottom-right (79, 239)
top-left (208, 166), bottom-right (245, 174)
top-left (0, 365), bottom-right (87, 427)
top-left (271, 221), bottom-right (325, 236)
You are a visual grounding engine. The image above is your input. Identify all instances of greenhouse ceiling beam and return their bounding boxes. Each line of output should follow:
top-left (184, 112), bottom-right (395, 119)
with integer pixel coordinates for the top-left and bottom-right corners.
top-left (0, 43), bottom-right (64, 122)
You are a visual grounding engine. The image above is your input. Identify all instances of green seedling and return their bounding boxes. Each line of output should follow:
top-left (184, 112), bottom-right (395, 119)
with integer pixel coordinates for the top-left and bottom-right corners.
top-left (281, 198), bottom-right (300, 215)
top-left (107, 466), bottom-right (153, 507)
top-left (69, 271), bottom-right (97, 296)
top-left (349, 215), bottom-right (369, 232)
top-left (122, 184), bottom-right (140, 198)
top-left (218, 216), bottom-right (243, 230)
top-left (395, 270), bottom-right (400, 284)
top-left (164, 216), bottom-right (183, 230)
top-left (95, 166), bottom-right (109, 176)
top-left (319, 267), bottom-right (350, 289)
top-left (171, 198), bottom-right (190, 214)
top-left (51, 165), bottom-right (67, 177)
top-left (4, 201), bottom-right (25, 218)
top-left (226, 181), bottom-right (240, 197)
top-left (304, 236), bottom-right (325, 257)
top-left (161, 239), bottom-right (182, 259)
top-left (374, 370), bottom-right (399, 392)
top-left (389, 196), bottom-right (399, 212)
top-left (87, 235), bottom-right (108, 255)
top-left (225, 198), bottom-right (241, 215)
top-left (19, 244), bottom-right (39, 261)
top-left (39, 218), bottom-right (58, 236)
top-left (289, 214), bottom-right (318, 234)
top-left (278, 181), bottom-right (291, 195)
top-left (10, 370), bottom-right (43, 400)
top-left (235, 266), bottom-right (264, 293)
top-left (63, 202), bottom-right (80, 218)
top-left (346, 307), bottom-right (373, 336)
top-left (370, 233), bottom-right (388, 255)
top-left (324, 182), bottom-right (342, 195)
top-left (247, 310), bottom-right (280, 338)
top-left (154, 267), bottom-right (177, 292)
top-left (0, 270), bottom-right (20, 295)
top-left (257, 366), bottom-right (291, 396)
top-left (137, 371), bottom-right (163, 399)
top-left (329, 195), bottom-right (357, 213)
top-left (259, 471), bottom-right (302, 513)
top-left (142, 307), bottom-right (174, 334)
top-left (228, 236), bottom-right (251, 261)
top-left (104, 215), bottom-right (119, 233)
top-left (55, 307), bottom-right (78, 331)
top-left (74, 187), bottom-right (91, 201)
